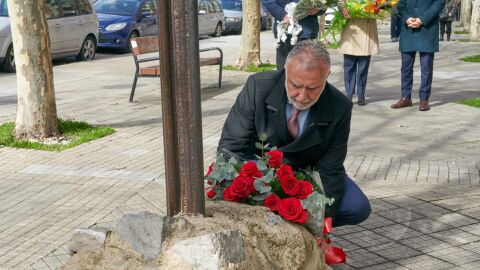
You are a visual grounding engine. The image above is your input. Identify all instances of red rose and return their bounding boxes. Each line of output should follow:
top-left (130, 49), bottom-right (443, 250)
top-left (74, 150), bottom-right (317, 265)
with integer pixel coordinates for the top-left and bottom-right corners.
top-left (296, 180), bottom-right (313, 199)
top-left (263, 194), bottom-right (281, 212)
top-left (266, 150), bottom-right (283, 168)
top-left (240, 161), bottom-right (263, 179)
top-left (205, 162), bottom-right (214, 177)
top-left (206, 189), bottom-right (216, 199)
top-left (276, 164), bottom-right (293, 182)
top-left (278, 197), bottom-right (307, 224)
top-left (280, 176), bottom-right (300, 196)
top-left (231, 175), bottom-right (252, 199)
top-left (223, 186), bottom-right (240, 202)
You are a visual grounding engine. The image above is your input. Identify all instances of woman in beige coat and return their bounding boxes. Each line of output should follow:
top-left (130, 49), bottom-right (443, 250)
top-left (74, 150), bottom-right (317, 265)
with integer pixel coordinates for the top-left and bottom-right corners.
top-left (338, 0), bottom-right (379, 105)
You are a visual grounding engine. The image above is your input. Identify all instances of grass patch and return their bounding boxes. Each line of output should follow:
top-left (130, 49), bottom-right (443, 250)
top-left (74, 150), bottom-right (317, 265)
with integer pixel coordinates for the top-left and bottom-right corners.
top-left (326, 43), bottom-right (340, 49)
top-left (459, 55), bottom-right (480, 62)
top-left (0, 118), bottom-right (115, 151)
top-left (224, 63), bottom-right (276, 72)
top-left (456, 98), bottom-right (480, 108)
top-left (454, 30), bottom-right (469, 34)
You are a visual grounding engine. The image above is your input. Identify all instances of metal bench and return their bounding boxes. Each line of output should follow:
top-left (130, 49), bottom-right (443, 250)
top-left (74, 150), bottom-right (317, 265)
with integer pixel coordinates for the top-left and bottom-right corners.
top-left (129, 36), bottom-right (223, 102)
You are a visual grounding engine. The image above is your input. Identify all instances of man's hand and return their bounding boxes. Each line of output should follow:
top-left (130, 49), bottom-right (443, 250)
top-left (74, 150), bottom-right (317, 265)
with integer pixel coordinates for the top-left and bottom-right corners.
top-left (340, 7), bottom-right (351, 19)
top-left (308, 8), bottom-right (321, 15)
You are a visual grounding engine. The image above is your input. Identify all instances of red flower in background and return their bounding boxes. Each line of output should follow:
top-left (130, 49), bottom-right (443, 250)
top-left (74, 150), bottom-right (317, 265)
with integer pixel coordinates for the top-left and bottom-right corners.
top-left (296, 180), bottom-right (313, 199)
top-left (240, 161), bottom-right (263, 179)
top-left (276, 164), bottom-right (293, 182)
top-left (206, 189), bottom-right (216, 199)
top-left (280, 175), bottom-right (300, 196)
top-left (263, 194), bottom-right (281, 212)
top-left (278, 197), bottom-right (307, 224)
top-left (266, 150), bottom-right (283, 168)
top-left (223, 186), bottom-right (240, 202)
top-left (231, 174), bottom-right (253, 198)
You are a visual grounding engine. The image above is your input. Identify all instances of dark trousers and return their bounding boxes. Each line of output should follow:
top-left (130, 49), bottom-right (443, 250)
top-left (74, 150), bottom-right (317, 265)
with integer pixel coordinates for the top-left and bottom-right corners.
top-left (276, 41), bottom-right (293, 70)
top-left (334, 175), bottom-right (371, 227)
top-left (343, 54), bottom-right (371, 98)
top-left (440, 21), bottom-right (452, 37)
top-left (401, 52), bottom-right (435, 101)
top-left (391, 15), bottom-right (401, 38)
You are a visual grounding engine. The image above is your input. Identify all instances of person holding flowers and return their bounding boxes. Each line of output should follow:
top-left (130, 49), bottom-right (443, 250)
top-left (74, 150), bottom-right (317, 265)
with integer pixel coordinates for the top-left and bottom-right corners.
top-left (337, 0), bottom-right (379, 106)
top-left (262, 0), bottom-right (326, 70)
top-left (217, 40), bottom-right (371, 227)
top-left (390, 0), bottom-right (445, 111)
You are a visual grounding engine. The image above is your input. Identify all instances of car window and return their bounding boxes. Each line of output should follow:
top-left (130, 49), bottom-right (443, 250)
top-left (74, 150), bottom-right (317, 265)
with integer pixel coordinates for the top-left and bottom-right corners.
top-left (212, 0), bottom-right (222, 12)
top-left (45, 0), bottom-right (60, 19)
top-left (221, 0), bottom-right (241, 11)
top-left (198, 0), bottom-right (207, 14)
top-left (78, 0), bottom-right (93, 15)
top-left (140, 0), bottom-right (155, 16)
top-left (0, 0), bottom-right (8, 16)
top-left (93, 0), bottom-right (141, 16)
top-left (205, 0), bottom-right (215, 13)
top-left (60, 0), bottom-right (79, 17)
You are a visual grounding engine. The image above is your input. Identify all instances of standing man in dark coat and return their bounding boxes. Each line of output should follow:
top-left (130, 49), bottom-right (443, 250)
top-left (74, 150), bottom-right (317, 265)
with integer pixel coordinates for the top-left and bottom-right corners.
top-left (262, 0), bottom-right (324, 70)
top-left (391, 0), bottom-right (445, 111)
top-left (218, 40), bottom-right (370, 226)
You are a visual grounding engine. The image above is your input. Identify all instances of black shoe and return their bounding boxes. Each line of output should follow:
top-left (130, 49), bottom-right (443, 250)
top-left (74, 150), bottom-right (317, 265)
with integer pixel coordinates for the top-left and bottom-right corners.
top-left (358, 96), bottom-right (366, 106)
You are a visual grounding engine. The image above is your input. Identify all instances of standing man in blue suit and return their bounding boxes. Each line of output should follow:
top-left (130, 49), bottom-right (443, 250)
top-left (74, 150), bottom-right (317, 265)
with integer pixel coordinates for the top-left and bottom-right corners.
top-left (262, 0), bottom-right (324, 70)
top-left (391, 0), bottom-right (445, 111)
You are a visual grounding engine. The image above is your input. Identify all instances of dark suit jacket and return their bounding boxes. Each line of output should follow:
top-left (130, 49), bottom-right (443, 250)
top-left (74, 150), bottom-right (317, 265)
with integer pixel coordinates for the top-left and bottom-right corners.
top-left (218, 70), bottom-right (352, 219)
top-left (398, 0), bottom-right (445, 52)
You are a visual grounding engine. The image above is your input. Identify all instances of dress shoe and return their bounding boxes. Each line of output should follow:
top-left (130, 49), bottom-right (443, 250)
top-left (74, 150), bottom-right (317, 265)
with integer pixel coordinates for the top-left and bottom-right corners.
top-left (358, 96), bottom-right (366, 106)
top-left (419, 100), bottom-right (430, 111)
top-left (391, 98), bottom-right (412, 109)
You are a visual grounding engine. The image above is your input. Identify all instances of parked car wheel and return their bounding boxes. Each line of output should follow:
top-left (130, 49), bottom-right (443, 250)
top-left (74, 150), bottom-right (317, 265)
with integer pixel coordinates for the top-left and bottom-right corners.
top-left (125, 31), bottom-right (139, 53)
top-left (76, 36), bottom-right (96, 61)
top-left (2, 44), bottom-right (16, 73)
top-left (214, 23), bottom-right (222, 37)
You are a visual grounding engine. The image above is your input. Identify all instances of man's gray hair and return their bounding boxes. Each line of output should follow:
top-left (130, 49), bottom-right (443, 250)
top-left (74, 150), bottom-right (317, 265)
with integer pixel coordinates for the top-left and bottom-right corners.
top-left (285, 40), bottom-right (331, 69)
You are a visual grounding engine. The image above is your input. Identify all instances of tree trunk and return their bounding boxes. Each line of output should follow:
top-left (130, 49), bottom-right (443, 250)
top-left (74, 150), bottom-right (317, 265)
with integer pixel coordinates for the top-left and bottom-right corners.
top-left (235, 0), bottom-right (262, 70)
top-left (318, 14), bottom-right (326, 38)
top-left (8, 0), bottom-right (59, 140)
top-left (461, 0), bottom-right (473, 31)
top-left (470, 0), bottom-right (480, 40)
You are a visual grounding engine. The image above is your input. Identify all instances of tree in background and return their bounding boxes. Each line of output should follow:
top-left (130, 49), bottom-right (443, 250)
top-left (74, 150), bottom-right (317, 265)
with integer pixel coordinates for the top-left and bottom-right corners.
top-left (460, 0), bottom-right (472, 31)
top-left (7, 0), bottom-right (59, 140)
top-left (235, 0), bottom-right (262, 70)
top-left (470, 0), bottom-right (480, 40)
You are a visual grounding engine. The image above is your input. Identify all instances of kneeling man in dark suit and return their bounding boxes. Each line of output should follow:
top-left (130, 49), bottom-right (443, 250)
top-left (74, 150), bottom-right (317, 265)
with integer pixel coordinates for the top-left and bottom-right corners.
top-left (218, 40), bottom-right (370, 227)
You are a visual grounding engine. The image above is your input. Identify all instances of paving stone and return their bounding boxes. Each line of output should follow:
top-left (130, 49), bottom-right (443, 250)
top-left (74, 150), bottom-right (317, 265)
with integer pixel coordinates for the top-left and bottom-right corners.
top-left (399, 234), bottom-right (455, 253)
top-left (459, 241), bottom-right (480, 254)
top-left (341, 249), bottom-right (388, 269)
top-left (341, 230), bottom-right (393, 249)
top-left (357, 262), bottom-right (410, 270)
top-left (403, 218), bottom-right (454, 234)
top-left (377, 207), bottom-right (425, 223)
top-left (369, 199), bottom-right (399, 213)
top-left (431, 228), bottom-right (480, 246)
top-left (367, 241), bottom-right (422, 261)
top-left (396, 254), bottom-right (455, 270)
top-left (410, 202), bottom-right (453, 218)
top-left (428, 246), bottom-right (479, 266)
top-left (372, 223), bottom-right (423, 241)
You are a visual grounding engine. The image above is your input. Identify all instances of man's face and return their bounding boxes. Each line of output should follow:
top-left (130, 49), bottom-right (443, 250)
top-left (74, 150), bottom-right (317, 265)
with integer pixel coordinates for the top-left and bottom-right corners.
top-left (285, 59), bottom-right (330, 111)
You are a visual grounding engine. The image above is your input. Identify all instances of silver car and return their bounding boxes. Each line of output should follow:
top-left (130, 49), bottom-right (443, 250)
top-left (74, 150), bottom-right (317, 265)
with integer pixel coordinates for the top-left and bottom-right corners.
top-left (0, 0), bottom-right (99, 72)
top-left (198, 0), bottom-right (225, 37)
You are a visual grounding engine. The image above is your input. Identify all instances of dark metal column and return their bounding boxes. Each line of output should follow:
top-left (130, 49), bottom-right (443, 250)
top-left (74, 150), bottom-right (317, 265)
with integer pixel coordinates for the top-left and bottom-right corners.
top-left (157, 0), bottom-right (205, 216)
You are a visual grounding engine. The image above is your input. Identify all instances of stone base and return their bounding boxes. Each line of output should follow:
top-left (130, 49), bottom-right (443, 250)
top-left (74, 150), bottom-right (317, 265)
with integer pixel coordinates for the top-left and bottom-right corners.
top-left (63, 201), bottom-right (330, 270)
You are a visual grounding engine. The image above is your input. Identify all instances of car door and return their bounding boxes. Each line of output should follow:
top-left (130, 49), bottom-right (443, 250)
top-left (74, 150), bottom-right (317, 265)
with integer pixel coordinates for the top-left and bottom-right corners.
top-left (137, 0), bottom-right (157, 36)
top-left (55, 0), bottom-right (82, 55)
top-left (45, 0), bottom-right (64, 55)
top-left (197, 0), bottom-right (209, 35)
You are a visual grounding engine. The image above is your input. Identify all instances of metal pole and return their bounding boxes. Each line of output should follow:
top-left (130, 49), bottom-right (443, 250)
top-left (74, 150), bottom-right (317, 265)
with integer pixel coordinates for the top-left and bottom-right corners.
top-left (157, 0), bottom-right (205, 216)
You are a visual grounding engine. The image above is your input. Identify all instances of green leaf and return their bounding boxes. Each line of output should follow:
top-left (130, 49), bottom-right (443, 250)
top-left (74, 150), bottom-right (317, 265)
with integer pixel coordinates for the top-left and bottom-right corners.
top-left (228, 156), bottom-right (238, 164)
top-left (253, 192), bottom-right (272, 201)
top-left (259, 133), bottom-right (268, 141)
top-left (260, 170), bottom-right (274, 183)
top-left (257, 160), bottom-right (268, 173)
top-left (255, 142), bottom-right (264, 150)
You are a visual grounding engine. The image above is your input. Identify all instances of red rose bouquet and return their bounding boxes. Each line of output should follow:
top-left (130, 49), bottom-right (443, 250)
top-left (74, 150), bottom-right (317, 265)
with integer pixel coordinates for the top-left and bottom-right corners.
top-left (205, 134), bottom-right (335, 237)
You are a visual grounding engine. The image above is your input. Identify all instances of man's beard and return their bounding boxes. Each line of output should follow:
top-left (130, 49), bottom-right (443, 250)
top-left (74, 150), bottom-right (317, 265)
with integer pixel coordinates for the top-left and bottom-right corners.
top-left (286, 92), bottom-right (318, 111)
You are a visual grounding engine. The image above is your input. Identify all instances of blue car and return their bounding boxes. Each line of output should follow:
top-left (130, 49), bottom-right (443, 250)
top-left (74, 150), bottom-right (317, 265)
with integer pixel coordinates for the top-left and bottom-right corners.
top-left (93, 0), bottom-right (158, 52)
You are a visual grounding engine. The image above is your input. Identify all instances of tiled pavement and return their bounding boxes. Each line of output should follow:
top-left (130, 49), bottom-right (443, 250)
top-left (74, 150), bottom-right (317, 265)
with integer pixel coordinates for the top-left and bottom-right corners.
top-left (0, 24), bottom-right (479, 269)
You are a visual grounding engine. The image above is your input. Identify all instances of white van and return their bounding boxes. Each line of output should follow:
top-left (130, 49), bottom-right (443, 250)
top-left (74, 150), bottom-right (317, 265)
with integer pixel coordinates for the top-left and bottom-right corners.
top-left (0, 0), bottom-right (99, 72)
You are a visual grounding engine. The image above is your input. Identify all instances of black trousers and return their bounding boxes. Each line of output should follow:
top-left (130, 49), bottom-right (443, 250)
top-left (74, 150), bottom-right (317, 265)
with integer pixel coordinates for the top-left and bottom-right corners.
top-left (276, 37), bottom-right (312, 70)
top-left (439, 21), bottom-right (452, 36)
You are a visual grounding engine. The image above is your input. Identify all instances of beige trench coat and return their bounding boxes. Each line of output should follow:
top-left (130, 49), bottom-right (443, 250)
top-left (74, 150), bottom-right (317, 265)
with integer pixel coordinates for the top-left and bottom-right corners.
top-left (339, 19), bottom-right (379, 56)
